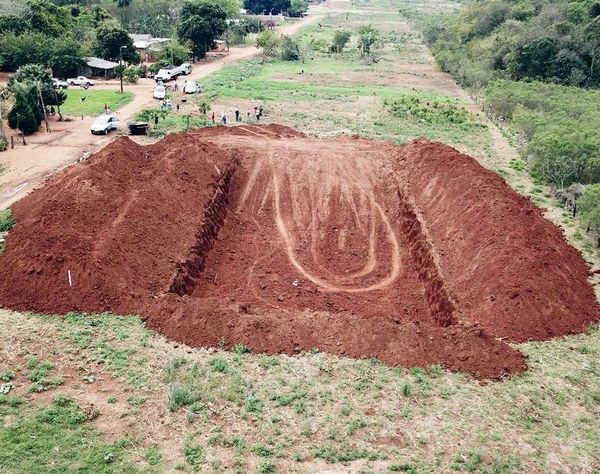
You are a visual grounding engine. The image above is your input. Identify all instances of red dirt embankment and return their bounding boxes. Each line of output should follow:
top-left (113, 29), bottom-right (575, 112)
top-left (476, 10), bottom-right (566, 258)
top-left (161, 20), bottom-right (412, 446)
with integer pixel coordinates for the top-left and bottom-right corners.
top-left (0, 125), bottom-right (596, 378)
top-left (398, 140), bottom-right (598, 341)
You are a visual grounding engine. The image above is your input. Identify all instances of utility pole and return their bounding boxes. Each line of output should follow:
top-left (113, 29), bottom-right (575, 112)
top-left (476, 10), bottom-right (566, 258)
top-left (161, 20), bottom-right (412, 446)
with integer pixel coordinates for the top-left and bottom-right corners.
top-left (36, 82), bottom-right (50, 132)
top-left (119, 45), bottom-right (127, 94)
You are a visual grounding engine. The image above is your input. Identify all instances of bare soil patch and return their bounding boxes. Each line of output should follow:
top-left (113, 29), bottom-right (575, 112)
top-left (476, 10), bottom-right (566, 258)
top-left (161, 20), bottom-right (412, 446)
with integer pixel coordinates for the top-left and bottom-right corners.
top-left (271, 68), bottom-right (467, 98)
top-left (0, 125), bottom-right (596, 378)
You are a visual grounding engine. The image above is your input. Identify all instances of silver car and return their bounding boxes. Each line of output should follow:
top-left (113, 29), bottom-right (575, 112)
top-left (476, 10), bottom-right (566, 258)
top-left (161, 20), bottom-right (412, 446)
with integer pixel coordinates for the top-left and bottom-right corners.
top-left (91, 115), bottom-right (119, 135)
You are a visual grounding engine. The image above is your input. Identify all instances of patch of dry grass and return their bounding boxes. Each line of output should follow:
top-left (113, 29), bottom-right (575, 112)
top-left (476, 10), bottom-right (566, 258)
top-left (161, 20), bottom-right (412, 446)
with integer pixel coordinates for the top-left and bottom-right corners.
top-left (1, 309), bottom-right (598, 473)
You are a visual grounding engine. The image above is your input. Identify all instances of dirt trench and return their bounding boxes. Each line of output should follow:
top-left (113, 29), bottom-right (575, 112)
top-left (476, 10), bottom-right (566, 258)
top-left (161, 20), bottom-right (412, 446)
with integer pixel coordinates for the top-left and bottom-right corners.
top-left (396, 185), bottom-right (457, 328)
top-left (168, 157), bottom-right (239, 296)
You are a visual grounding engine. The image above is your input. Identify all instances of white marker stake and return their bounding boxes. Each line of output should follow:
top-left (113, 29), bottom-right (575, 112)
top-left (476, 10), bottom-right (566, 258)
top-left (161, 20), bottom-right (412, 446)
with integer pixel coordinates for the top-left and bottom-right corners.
top-left (68, 270), bottom-right (73, 288)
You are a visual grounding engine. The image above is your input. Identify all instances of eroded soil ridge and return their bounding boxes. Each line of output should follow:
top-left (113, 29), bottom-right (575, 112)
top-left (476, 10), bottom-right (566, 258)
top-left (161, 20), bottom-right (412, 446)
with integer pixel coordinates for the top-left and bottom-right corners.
top-left (169, 157), bottom-right (239, 296)
top-left (0, 125), bottom-right (597, 378)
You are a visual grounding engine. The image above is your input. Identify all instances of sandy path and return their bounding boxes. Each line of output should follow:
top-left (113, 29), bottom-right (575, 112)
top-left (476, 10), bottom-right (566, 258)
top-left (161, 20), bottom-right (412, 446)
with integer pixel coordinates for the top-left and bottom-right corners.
top-left (0, 14), bottom-right (323, 210)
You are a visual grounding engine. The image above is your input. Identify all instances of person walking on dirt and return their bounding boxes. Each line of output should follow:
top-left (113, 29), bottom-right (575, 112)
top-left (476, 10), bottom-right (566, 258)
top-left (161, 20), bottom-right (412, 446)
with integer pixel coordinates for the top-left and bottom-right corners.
top-left (255, 106), bottom-right (260, 121)
top-left (235, 107), bottom-right (240, 122)
top-left (221, 111), bottom-right (227, 125)
top-left (211, 111), bottom-right (215, 124)
top-left (173, 81), bottom-right (178, 92)
top-left (259, 106), bottom-right (264, 119)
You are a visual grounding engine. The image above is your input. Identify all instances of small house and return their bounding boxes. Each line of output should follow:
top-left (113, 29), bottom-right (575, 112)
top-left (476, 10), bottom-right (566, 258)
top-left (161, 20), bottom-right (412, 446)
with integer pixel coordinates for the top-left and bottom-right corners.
top-left (130, 34), bottom-right (171, 62)
top-left (81, 57), bottom-right (119, 78)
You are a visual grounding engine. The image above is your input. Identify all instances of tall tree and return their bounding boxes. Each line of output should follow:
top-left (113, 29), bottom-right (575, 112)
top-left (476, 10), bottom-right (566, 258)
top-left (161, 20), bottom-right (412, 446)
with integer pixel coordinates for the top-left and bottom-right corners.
top-left (177, 0), bottom-right (227, 59)
top-left (50, 39), bottom-right (87, 79)
top-left (288, 0), bottom-right (307, 17)
top-left (8, 81), bottom-right (42, 135)
top-left (93, 25), bottom-right (140, 63)
top-left (27, 0), bottom-right (72, 37)
top-left (8, 64), bottom-right (66, 110)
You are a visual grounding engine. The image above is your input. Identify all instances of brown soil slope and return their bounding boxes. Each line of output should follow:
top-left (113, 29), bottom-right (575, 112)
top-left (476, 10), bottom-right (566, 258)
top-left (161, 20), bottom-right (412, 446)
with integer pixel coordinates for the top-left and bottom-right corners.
top-left (0, 125), bottom-right (596, 378)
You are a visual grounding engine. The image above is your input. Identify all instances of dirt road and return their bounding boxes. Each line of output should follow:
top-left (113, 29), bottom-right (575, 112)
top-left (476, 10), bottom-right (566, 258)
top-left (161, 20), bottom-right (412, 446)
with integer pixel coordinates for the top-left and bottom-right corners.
top-left (0, 14), bottom-right (323, 210)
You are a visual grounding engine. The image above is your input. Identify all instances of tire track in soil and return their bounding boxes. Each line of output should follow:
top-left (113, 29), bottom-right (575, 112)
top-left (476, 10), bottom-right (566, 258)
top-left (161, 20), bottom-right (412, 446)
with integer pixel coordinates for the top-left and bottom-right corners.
top-left (269, 144), bottom-right (402, 293)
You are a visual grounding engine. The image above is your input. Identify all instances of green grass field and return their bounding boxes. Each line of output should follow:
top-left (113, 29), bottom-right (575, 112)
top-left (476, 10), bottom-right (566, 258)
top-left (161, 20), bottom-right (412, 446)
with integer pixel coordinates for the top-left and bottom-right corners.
top-left (60, 90), bottom-right (134, 117)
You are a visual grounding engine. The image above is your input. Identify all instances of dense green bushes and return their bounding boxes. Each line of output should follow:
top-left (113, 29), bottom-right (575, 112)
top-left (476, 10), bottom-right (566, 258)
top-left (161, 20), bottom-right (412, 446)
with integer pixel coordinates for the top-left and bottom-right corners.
top-left (0, 0), bottom-right (113, 76)
top-left (484, 80), bottom-right (600, 187)
top-left (0, 33), bottom-right (86, 77)
top-left (412, 0), bottom-right (600, 90)
top-left (386, 96), bottom-right (481, 130)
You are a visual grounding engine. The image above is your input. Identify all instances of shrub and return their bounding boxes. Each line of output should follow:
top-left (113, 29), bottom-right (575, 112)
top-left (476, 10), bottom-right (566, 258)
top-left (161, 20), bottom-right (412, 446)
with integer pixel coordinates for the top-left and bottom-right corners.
top-left (210, 356), bottom-right (229, 373)
top-left (331, 30), bottom-right (351, 53)
top-left (168, 384), bottom-right (197, 412)
top-left (123, 66), bottom-right (141, 84)
top-left (256, 30), bottom-right (281, 57)
top-left (280, 35), bottom-right (300, 61)
top-left (183, 443), bottom-right (204, 465)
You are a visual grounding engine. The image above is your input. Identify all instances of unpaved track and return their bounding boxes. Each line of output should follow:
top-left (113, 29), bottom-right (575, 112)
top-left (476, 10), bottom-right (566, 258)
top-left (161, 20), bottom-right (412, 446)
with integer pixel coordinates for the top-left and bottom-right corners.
top-left (0, 14), bottom-right (323, 210)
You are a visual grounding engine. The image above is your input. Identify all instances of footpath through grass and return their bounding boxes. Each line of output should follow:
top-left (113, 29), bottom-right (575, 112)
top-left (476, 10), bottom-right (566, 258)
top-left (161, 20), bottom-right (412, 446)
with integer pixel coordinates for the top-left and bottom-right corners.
top-left (61, 89), bottom-right (134, 117)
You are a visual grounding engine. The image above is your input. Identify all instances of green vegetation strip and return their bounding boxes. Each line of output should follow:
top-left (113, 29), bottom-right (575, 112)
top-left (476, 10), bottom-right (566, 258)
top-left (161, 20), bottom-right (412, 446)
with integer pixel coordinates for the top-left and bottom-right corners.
top-left (0, 395), bottom-right (142, 473)
top-left (61, 90), bottom-right (134, 117)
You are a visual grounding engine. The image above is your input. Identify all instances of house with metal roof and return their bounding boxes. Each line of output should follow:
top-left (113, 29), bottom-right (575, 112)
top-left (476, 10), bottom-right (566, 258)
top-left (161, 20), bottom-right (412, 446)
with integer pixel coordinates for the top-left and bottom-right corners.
top-left (130, 34), bottom-right (171, 62)
top-left (80, 57), bottom-right (119, 78)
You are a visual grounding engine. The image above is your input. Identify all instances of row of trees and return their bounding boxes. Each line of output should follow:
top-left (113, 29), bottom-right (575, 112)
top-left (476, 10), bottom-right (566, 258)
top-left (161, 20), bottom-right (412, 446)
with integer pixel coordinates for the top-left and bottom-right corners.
top-left (0, 0), bottom-right (266, 77)
top-left (255, 26), bottom-right (377, 59)
top-left (415, 0), bottom-right (600, 90)
top-left (243, 0), bottom-right (308, 17)
top-left (0, 0), bottom-right (141, 77)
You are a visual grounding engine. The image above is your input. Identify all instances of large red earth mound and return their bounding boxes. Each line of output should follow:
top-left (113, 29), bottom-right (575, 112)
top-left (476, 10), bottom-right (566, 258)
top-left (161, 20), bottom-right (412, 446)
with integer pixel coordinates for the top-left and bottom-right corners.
top-left (0, 125), bottom-right (597, 378)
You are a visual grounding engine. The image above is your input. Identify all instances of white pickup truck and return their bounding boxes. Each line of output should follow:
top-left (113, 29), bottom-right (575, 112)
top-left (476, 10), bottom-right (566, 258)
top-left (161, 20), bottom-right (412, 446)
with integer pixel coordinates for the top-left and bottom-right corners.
top-left (67, 76), bottom-right (95, 87)
top-left (154, 63), bottom-right (192, 83)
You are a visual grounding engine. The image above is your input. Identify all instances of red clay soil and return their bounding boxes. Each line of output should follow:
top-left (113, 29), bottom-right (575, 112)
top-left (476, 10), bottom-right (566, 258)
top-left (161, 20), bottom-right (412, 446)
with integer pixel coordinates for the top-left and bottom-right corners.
top-left (0, 125), bottom-right (597, 378)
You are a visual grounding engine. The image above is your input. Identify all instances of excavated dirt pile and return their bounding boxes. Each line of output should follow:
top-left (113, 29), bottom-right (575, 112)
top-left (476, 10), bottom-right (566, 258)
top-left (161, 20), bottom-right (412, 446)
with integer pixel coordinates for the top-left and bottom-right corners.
top-left (0, 125), bottom-right (597, 378)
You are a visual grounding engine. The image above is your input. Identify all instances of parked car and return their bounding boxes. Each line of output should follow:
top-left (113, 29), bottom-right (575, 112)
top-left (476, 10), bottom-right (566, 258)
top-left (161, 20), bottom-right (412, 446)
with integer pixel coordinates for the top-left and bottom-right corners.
top-left (67, 76), bottom-right (95, 87)
top-left (153, 85), bottom-right (166, 100)
top-left (127, 121), bottom-right (149, 135)
top-left (51, 78), bottom-right (69, 89)
top-left (183, 80), bottom-right (199, 94)
top-left (91, 115), bottom-right (119, 135)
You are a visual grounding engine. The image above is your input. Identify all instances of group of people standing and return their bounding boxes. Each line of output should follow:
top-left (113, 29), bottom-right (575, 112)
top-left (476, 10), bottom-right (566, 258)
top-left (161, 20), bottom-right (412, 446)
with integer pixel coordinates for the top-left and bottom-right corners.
top-left (212, 106), bottom-right (264, 126)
